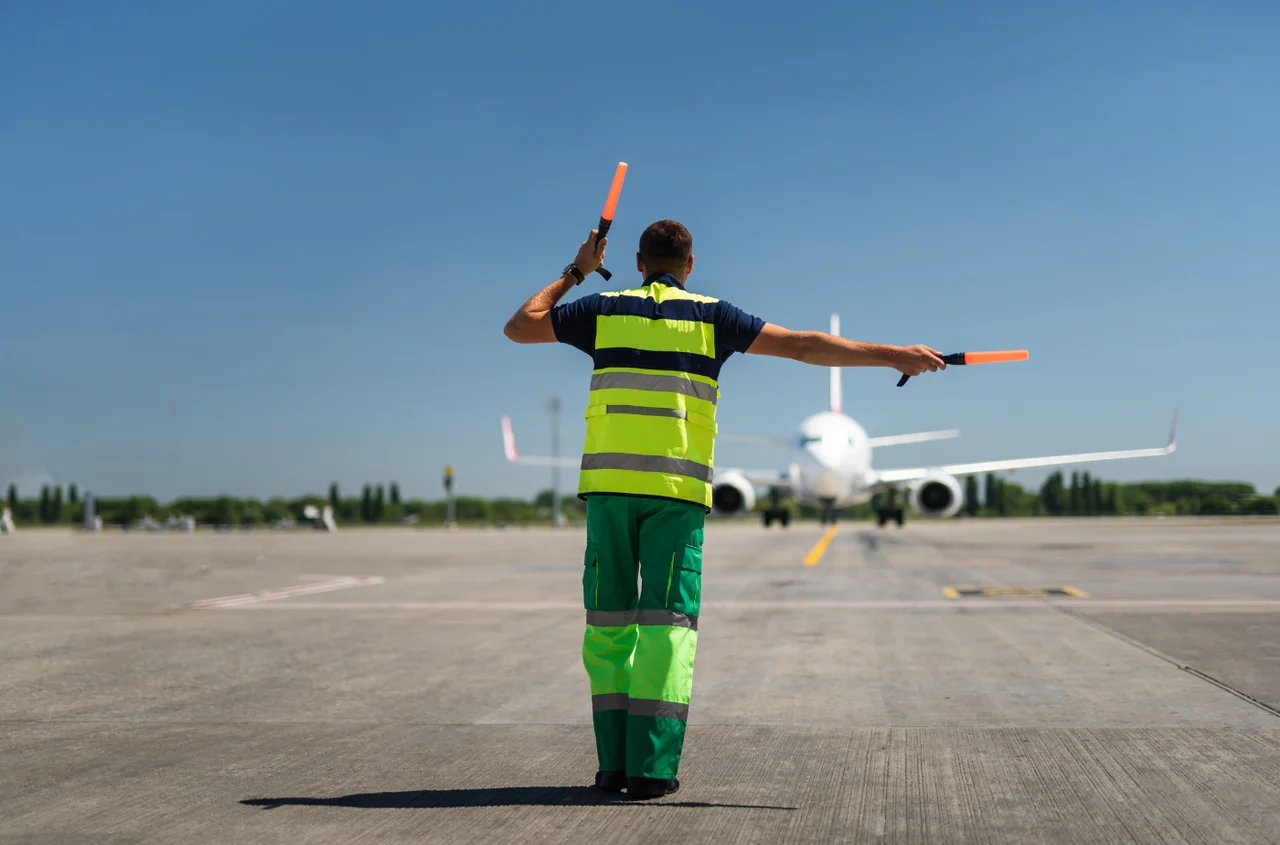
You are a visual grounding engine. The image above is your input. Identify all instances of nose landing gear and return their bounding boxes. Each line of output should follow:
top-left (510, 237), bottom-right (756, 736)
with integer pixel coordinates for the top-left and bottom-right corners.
top-left (875, 488), bottom-right (906, 528)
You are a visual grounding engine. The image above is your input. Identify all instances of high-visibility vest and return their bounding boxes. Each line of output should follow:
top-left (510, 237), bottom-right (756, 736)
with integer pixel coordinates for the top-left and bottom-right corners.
top-left (578, 275), bottom-right (722, 510)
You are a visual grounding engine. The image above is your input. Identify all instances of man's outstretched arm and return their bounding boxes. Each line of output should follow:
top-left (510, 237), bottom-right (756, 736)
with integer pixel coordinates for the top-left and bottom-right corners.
top-left (747, 323), bottom-right (946, 377)
top-left (503, 231), bottom-right (607, 344)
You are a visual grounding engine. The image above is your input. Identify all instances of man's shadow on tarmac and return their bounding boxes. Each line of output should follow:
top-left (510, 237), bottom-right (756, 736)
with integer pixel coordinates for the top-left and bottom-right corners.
top-left (242, 786), bottom-right (796, 811)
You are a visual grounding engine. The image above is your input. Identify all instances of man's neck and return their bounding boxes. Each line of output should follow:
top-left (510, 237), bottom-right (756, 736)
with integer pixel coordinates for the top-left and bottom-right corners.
top-left (643, 271), bottom-right (687, 290)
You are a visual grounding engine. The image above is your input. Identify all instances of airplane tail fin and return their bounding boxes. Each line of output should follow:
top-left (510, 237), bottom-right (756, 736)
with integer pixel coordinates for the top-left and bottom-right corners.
top-left (500, 415), bottom-right (579, 468)
top-left (829, 313), bottom-right (842, 415)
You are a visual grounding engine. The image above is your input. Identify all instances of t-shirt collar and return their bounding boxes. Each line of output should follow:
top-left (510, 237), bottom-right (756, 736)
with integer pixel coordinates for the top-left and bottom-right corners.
top-left (644, 272), bottom-right (686, 290)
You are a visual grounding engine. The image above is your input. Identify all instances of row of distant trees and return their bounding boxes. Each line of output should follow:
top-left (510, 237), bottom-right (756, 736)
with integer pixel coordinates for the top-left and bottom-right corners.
top-left (787, 472), bottom-right (1278, 520)
top-left (950, 471), bottom-right (1278, 517)
top-left (4, 475), bottom-right (1278, 528)
top-left (3, 481), bottom-right (587, 527)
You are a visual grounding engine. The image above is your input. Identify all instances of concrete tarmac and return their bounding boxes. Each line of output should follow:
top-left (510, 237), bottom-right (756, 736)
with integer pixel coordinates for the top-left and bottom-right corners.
top-left (2, 519), bottom-right (1279, 843)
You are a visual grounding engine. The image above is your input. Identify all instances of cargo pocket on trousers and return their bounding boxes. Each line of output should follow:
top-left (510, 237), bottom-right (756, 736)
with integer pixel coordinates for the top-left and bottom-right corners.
top-left (583, 541), bottom-right (599, 610)
top-left (670, 541), bottom-right (703, 616)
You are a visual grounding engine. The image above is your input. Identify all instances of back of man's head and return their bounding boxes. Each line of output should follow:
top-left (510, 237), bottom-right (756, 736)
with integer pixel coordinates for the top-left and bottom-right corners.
top-left (638, 220), bottom-right (693, 277)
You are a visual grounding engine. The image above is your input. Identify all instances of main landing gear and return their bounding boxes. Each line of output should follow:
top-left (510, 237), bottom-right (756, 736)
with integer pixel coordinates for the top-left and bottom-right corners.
top-left (876, 509), bottom-right (905, 528)
top-left (876, 488), bottom-right (906, 528)
top-left (761, 487), bottom-right (791, 528)
top-left (818, 498), bottom-right (839, 526)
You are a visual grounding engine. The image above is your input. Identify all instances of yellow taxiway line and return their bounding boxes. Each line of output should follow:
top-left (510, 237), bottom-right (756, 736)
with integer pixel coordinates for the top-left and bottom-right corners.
top-left (803, 526), bottom-right (839, 566)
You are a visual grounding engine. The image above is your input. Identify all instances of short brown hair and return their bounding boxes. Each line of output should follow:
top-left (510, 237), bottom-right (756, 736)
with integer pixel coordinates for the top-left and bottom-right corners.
top-left (638, 220), bottom-right (692, 271)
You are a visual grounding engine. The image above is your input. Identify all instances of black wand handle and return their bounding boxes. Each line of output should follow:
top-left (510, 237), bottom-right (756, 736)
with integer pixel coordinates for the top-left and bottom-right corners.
top-left (897, 353), bottom-right (966, 387)
top-left (593, 218), bottom-right (614, 280)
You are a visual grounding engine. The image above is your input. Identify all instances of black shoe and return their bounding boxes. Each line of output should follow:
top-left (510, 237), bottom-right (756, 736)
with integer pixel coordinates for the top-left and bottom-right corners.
top-left (627, 776), bottom-right (680, 799)
top-left (594, 771), bottom-right (626, 793)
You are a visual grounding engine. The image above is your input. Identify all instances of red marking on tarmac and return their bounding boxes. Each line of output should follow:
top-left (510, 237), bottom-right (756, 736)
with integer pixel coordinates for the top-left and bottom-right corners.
top-left (189, 576), bottom-right (384, 609)
top-left (227, 598), bottom-right (1280, 611)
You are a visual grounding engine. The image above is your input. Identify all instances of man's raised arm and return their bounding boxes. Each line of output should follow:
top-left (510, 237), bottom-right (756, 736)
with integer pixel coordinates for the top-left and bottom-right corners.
top-left (747, 323), bottom-right (946, 378)
top-left (503, 231), bottom-right (606, 344)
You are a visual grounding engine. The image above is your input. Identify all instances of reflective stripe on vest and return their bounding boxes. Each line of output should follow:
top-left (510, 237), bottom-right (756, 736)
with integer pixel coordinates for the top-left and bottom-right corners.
top-left (579, 281), bottom-right (720, 509)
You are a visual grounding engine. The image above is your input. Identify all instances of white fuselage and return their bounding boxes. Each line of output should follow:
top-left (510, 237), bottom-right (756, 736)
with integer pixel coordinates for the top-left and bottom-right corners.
top-left (790, 411), bottom-right (874, 506)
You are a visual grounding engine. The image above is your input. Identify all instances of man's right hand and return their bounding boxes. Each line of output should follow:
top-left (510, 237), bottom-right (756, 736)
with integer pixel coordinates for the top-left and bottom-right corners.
top-left (572, 230), bottom-right (607, 277)
top-left (893, 345), bottom-right (947, 376)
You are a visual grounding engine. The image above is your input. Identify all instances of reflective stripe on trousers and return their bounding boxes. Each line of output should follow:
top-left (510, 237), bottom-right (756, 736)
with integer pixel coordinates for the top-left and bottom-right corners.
top-left (591, 693), bottom-right (690, 722)
top-left (585, 609), bottom-right (699, 630)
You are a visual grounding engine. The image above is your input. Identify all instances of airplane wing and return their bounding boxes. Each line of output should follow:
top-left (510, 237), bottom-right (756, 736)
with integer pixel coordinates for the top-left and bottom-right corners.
top-left (868, 429), bottom-right (961, 448)
top-left (501, 416), bottom-right (579, 468)
top-left (723, 434), bottom-right (791, 448)
top-left (871, 412), bottom-right (1178, 486)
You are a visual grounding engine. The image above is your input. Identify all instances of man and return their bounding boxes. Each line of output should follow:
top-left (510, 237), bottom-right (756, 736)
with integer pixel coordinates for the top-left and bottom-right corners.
top-left (504, 220), bottom-right (944, 799)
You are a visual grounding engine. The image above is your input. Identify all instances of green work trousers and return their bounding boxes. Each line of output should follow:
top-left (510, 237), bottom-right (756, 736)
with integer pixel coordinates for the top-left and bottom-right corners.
top-left (581, 494), bottom-right (705, 780)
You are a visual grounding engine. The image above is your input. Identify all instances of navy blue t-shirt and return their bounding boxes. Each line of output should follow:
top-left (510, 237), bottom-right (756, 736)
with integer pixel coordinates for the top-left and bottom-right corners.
top-left (550, 276), bottom-right (765, 378)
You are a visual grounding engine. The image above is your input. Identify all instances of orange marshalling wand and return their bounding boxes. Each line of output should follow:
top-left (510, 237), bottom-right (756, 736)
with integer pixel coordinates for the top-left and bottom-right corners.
top-left (897, 349), bottom-right (1029, 386)
top-left (959, 350), bottom-right (1028, 365)
top-left (592, 162), bottom-right (628, 280)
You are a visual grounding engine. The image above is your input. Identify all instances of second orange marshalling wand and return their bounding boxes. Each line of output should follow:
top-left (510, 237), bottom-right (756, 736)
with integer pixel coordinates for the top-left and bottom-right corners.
top-left (897, 350), bottom-right (1029, 386)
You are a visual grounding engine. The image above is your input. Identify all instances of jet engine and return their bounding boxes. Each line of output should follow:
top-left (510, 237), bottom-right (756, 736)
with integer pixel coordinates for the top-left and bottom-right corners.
top-left (908, 473), bottom-right (963, 519)
top-left (711, 471), bottom-right (756, 515)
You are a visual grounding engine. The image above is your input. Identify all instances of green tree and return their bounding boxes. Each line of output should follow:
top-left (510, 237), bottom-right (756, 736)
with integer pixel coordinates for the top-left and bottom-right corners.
top-left (1239, 496), bottom-right (1279, 516)
top-left (1137, 481), bottom-right (1253, 507)
top-left (213, 496), bottom-right (239, 526)
top-left (361, 484), bottom-right (373, 522)
top-left (454, 496), bottom-right (490, 522)
top-left (39, 486), bottom-right (51, 523)
top-left (1111, 484), bottom-right (1125, 514)
top-left (240, 500), bottom-right (265, 526)
top-left (6, 484), bottom-right (16, 514)
top-left (337, 497), bottom-right (360, 523)
top-left (1081, 473), bottom-right (1093, 516)
top-left (996, 478), bottom-right (1010, 516)
top-left (1198, 497), bottom-right (1234, 516)
top-left (1040, 471), bottom-right (1065, 515)
top-left (1069, 472), bottom-right (1080, 515)
top-left (390, 483), bottom-right (401, 506)
top-left (964, 476), bottom-right (980, 517)
top-left (984, 473), bottom-right (997, 511)
top-left (375, 485), bottom-right (386, 521)
top-left (122, 496), bottom-right (148, 524)
top-left (329, 483), bottom-right (340, 512)
top-left (264, 498), bottom-right (292, 523)
top-left (68, 484), bottom-right (79, 505)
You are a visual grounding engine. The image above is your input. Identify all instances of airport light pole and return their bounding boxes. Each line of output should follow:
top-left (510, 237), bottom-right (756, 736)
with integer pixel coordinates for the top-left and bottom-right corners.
top-left (83, 491), bottom-right (98, 532)
top-left (548, 397), bottom-right (564, 528)
top-left (443, 466), bottom-right (456, 526)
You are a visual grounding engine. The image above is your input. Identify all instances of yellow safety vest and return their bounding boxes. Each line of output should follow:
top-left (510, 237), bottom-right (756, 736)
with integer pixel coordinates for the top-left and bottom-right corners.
top-left (578, 276), bottom-right (721, 510)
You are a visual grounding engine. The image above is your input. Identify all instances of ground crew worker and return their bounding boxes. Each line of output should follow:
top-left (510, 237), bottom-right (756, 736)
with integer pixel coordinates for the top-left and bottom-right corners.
top-left (503, 220), bottom-right (945, 799)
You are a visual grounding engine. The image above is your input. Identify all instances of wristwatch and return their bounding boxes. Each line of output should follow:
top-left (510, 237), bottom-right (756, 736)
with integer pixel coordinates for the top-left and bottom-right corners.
top-left (562, 263), bottom-right (586, 285)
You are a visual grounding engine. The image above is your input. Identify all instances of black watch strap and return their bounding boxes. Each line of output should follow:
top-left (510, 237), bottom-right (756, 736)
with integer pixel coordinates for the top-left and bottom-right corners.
top-left (563, 264), bottom-right (585, 285)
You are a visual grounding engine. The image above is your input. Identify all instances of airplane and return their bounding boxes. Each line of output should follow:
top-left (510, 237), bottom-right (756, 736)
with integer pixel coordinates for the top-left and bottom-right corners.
top-left (501, 314), bottom-right (1177, 528)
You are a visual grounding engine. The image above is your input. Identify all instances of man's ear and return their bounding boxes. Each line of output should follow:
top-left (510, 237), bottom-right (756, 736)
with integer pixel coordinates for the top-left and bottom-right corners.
top-left (636, 253), bottom-right (645, 274)
top-left (686, 254), bottom-right (695, 276)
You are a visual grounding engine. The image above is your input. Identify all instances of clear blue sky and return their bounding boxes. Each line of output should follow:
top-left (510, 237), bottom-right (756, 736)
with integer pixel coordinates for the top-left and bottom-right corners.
top-left (3, 1), bottom-right (1277, 501)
